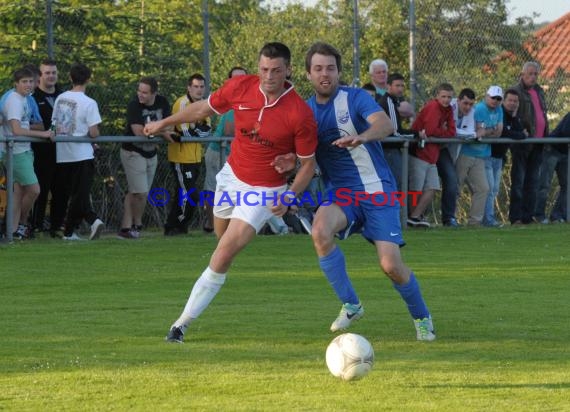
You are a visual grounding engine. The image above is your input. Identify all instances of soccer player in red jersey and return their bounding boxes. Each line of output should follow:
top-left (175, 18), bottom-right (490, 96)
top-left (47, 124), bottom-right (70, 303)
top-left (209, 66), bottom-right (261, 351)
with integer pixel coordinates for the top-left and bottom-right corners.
top-left (144, 42), bottom-right (318, 343)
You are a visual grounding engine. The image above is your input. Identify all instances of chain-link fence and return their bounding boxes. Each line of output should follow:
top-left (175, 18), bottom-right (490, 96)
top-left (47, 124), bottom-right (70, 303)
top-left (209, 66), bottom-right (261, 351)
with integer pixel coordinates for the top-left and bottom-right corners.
top-left (1, 0), bottom-right (568, 230)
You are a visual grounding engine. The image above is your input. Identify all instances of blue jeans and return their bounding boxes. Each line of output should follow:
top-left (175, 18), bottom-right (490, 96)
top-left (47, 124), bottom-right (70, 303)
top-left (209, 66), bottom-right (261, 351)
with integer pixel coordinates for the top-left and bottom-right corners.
top-left (509, 144), bottom-right (543, 223)
top-left (535, 146), bottom-right (568, 221)
top-left (483, 157), bottom-right (503, 225)
top-left (436, 147), bottom-right (458, 222)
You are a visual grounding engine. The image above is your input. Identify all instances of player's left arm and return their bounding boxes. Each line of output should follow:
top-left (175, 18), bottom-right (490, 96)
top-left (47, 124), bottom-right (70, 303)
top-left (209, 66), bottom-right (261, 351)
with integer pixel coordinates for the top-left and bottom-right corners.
top-left (332, 111), bottom-right (394, 148)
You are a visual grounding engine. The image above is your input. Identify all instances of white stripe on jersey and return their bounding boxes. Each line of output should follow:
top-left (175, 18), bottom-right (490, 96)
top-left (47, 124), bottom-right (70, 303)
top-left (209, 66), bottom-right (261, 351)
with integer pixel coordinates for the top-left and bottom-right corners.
top-left (333, 90), bottom-right (384, 193)
top-left (386, 97), bottom-right (400, 136)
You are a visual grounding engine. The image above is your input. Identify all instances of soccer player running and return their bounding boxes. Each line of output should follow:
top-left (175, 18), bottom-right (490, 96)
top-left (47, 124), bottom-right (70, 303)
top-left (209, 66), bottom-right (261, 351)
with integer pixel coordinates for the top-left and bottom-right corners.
top-left (304, 42), bottom-right (435, 341)
top-left (144, 42), bottom-right (318, 343)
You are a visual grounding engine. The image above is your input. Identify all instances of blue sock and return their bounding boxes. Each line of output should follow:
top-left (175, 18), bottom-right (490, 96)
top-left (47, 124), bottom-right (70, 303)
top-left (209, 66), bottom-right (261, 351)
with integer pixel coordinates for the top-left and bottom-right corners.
top-left (393, 272), bottom-right (430, 319)
top-left (319, 246), bottom-right (359, 305)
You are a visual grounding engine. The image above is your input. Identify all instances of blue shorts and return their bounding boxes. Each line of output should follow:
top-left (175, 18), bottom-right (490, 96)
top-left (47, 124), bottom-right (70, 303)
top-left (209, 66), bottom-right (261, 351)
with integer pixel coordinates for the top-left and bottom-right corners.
top-left (329, 191), bottom-right (405, 246)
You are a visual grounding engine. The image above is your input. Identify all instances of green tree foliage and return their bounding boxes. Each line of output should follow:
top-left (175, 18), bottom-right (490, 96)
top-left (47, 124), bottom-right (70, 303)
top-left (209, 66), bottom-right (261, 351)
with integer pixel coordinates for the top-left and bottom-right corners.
top-left (0, 0), bottom-right (565, 132)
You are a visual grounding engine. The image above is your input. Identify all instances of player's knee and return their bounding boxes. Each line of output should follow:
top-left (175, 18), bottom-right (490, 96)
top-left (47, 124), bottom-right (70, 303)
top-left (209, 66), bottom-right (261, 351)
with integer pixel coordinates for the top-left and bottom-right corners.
top-left (311, 221), bottom-right (334, 249)
top-left (380, 257), bottom-right (407, 282)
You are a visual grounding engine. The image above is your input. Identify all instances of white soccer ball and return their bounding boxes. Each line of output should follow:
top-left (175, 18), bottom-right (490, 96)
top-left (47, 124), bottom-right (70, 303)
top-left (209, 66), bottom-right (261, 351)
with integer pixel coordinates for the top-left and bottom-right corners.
top-left (325, 333), bottom-right (374, 381)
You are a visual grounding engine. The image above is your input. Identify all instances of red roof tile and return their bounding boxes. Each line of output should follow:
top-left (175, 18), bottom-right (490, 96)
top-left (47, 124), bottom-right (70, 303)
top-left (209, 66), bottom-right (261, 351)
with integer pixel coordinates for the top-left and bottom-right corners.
top-left (529, 12), bottom-right (570, 78)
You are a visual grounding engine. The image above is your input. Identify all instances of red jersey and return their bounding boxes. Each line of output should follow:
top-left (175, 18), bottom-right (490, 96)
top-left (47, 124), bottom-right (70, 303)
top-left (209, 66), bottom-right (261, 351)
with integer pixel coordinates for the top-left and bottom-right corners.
top-left (411, 99), bottom-right (456, 164)
top-left (208, 75), bottom-right (317, 187)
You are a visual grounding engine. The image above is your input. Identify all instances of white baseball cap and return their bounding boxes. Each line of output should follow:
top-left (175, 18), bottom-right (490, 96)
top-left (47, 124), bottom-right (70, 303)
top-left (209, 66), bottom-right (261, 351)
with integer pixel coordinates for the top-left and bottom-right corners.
top-left (486, 85), bottom-right (503, 98)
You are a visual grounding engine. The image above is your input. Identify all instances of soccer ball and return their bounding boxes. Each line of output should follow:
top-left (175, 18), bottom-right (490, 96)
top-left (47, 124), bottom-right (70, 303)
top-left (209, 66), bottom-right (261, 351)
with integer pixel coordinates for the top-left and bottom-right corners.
top-left (325, 333), bottom-right (374, 381)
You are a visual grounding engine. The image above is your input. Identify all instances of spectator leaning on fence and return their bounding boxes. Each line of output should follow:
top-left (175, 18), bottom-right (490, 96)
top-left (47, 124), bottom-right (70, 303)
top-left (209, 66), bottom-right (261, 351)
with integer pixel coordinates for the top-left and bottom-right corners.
top-left (0, 67), bottom-right (54, 240)
top-left (164, 73), bottom-right (212, 237)
top-left (408, 83), bottom-right (456, 228)
top-left (31, 58), bottom-right (67, 237)
top-left (377, 72), bottom-right (417, 191)
top-left (118, 77), bottom-right (173, 239)
top-left (478, 86), bottom-right (504, 227)
top-left (534, 112), bottom-right (569, 223)
top-left (445, 88), bottom-right (477, 227)
top-left (509, 61), bottom-right (548, 225)
top-left (52, 63), bottom-right (104, 241)
top-left (488, 88), bottom-right (527, 226)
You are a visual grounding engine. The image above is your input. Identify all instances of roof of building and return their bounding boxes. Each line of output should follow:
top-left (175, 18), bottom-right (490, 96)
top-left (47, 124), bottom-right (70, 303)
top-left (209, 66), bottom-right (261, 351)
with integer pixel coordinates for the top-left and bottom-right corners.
top-left (530, 12), bottom-right (570, 78)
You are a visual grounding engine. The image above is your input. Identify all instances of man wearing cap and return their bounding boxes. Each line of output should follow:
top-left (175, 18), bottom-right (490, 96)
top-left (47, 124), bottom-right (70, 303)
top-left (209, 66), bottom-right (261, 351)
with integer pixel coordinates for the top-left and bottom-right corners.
top-left (456, 86), bottom-right (503, 225)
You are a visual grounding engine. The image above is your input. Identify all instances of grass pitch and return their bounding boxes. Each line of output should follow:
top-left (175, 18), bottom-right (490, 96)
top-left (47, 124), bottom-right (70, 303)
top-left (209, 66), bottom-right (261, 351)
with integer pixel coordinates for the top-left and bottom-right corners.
top-left (1, 225), bottom-right (569, 411)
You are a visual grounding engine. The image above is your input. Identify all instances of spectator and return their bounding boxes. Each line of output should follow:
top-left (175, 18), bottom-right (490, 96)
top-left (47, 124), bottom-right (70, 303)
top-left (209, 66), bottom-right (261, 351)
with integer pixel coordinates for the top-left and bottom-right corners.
top-left (164, 73), bottom-right (212, 236)
top-left (118, 77), bottom-right (172, 239)
top-left (203, 66), bottom-right (247, 234)
top-left (534, 112), bottom-right (569, 223)
top-left (361, 82), bottom-right (376, 98)
top-left (408, 83), bottom-right (456, 227)
top-left (457, 86), bottom-right (503, 226)
top-left (377, 72), bottom-right (417, 190)
top-left (52, 63), bottom-right (105, 240)
top-left (369, 59), bottom-right (414, 118)
top-left (445, 88), bottom-right (477, 227)
top-left (369, 59), bottom-right (389, 96)
top-left (509, 61), bottom-right (548, 224)
top-left (31, 58), bottom-right (67, 236)
top-left (477, 86), bottom-right (505, 227)
top-left (1, 67), bottom-right (53, 239)
top-left (485, 88), bottom-right (527, 226)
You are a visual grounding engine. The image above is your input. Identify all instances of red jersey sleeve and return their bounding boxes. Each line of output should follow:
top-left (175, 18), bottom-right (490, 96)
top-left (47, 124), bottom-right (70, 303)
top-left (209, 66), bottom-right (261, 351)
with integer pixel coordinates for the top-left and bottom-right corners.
top-left (208, 75), bottom-right (258, 115)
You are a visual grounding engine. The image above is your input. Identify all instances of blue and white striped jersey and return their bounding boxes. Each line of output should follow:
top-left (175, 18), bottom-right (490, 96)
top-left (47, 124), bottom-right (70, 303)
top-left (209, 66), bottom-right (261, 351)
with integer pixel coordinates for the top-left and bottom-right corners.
top-left (306, 86), bottom-right (397, 193)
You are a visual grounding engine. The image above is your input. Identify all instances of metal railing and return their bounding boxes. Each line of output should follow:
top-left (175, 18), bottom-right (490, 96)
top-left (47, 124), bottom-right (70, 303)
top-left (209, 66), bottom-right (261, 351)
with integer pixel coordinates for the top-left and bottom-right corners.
top-left (1, 134), bottom-right (569, 242)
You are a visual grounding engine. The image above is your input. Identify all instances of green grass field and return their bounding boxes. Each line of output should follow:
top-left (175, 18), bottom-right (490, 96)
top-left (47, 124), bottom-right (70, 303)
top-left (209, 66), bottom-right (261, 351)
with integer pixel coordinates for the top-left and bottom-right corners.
top-left (1, 225), bottom-right (569, 411)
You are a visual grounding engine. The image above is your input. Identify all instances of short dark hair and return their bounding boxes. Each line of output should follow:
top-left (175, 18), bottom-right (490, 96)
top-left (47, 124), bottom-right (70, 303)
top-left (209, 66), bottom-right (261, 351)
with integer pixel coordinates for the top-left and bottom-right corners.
top-left (361, 82), bottom-right (376, 92)
top-left (188, 73), bottom-right (205, 85)
top-left (22, 64), bottom-right (41, 77)
top-left (305, 42), bottom-right (342, 73)
top-left (228, 66), bottom-right (247, 79)
top-left (504, 88), bottom-right (520, 99)
top-left (387, 72), bottom-right (405, 84)
top-left (70, 63), bottom-right (92, 85)
top-left (259, 42), bottom-right (291, 66)
top-left (436, 82), bottom-right (454, 94)
top-left (40, 58), bottom-right (57, 66)
top-left (458, 88), bottom-right (476, 100)
top-left (13, 67), bottom-right (35, 82)
top-left (139, 76), bottom-right (158, 94)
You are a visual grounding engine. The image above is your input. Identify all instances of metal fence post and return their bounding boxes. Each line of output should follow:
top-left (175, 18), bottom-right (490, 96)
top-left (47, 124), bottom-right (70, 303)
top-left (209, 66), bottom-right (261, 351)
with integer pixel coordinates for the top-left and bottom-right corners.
top-left (5, 138), bottom-right (14, 242)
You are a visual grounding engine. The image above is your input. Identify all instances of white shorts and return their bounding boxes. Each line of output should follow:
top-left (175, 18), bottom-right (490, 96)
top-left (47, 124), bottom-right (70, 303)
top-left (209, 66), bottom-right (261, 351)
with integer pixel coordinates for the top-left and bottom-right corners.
top-left (213, 163), bottom-right (287, 233)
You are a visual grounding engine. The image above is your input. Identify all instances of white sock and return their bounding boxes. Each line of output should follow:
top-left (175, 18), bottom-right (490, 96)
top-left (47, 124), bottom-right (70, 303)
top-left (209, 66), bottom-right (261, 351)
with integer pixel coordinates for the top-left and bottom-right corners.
top-left (173, 267), bottom-right (226, 331)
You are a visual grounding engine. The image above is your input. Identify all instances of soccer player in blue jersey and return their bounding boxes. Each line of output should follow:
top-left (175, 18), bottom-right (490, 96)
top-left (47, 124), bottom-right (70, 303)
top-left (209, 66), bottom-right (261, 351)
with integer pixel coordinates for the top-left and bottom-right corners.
top-left (304, 42), bottom-right (435, 341)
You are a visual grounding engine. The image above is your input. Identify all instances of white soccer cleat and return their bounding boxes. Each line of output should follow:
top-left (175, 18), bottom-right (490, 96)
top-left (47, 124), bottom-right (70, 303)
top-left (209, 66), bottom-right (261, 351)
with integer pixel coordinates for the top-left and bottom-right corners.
top-left (330, 302), bottom-right (364, 332)
top-left (414, 316), bottom-right (436, 341)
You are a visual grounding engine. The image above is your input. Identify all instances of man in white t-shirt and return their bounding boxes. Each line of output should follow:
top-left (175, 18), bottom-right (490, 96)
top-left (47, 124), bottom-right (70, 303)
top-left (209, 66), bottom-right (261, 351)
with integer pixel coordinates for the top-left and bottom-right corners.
top-left (52, 63), bottom-right (104, 240)
top-left (1, 67), bottom-right (53, 239)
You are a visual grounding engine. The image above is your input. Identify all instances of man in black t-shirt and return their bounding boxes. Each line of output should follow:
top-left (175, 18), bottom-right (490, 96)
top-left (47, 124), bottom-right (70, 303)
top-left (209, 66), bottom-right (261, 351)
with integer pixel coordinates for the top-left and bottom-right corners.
top-left (118, 77), bottom-right (173, 239)
top-left (32, 59), bottom-right (66, 236)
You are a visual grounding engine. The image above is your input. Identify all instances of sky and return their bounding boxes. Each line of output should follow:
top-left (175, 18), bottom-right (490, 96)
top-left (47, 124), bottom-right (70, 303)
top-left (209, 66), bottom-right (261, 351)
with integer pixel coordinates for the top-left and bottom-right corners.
top-left (276, 0), bottom-right (570, 24)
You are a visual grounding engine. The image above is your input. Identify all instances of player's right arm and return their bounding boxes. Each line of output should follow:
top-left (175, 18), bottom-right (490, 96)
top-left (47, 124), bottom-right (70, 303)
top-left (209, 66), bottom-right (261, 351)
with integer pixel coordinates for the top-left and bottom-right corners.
top-left (144, 100), bottom-right (215, 136)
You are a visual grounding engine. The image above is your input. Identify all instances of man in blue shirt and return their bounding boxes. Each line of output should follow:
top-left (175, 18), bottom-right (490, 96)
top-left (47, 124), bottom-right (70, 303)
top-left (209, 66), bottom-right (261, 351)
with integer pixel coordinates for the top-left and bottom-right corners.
top-left (304, 42), bottom-right (435, 341)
